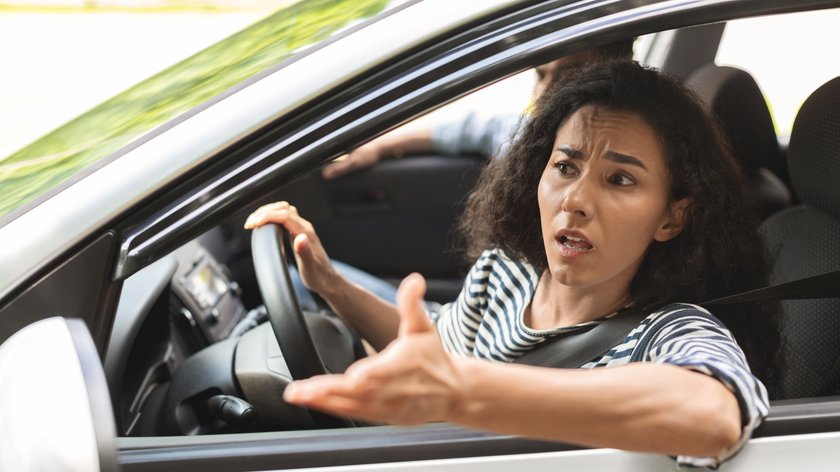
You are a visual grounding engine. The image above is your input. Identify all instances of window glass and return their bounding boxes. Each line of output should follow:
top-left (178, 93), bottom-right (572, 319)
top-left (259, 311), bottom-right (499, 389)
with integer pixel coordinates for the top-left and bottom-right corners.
top-left (0, 0), bottom-right (392, 220)
top-left (408, 70), bottom-right (534, 131)
top-left (716, 8), bottom-right (840, 138)
top-left (411, 39), bottom-right (643, 135)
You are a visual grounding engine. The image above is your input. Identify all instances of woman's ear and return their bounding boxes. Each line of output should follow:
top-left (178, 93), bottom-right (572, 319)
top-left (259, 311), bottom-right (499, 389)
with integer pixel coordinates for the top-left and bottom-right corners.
top-left (654, 198), bottom-right (691, 242)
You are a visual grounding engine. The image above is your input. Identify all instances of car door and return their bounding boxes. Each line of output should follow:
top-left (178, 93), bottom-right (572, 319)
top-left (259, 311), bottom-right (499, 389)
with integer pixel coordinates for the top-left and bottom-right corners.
top-left (5, 1), bottom-right (840, 471)
top-left (108, 1), bottom-right (840, 470)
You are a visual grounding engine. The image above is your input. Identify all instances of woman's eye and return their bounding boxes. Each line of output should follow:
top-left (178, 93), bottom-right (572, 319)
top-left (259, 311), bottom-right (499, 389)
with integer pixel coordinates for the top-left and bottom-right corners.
top-left (609, 173), bottom-right (635, 186)
top-left (554, 162), bottom-right (578, 176)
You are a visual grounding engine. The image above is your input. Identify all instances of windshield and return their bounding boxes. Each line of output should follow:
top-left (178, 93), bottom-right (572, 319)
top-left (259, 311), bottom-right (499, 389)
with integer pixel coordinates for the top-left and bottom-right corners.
top-left (0, 0), bottom-right (390, 221)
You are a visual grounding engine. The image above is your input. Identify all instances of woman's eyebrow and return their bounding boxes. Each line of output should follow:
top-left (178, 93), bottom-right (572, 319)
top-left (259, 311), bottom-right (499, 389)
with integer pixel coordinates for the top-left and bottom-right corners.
top-left (605, 150), bottom-right (648, 171)
top-left (556, 145), bottom-right (583, 159)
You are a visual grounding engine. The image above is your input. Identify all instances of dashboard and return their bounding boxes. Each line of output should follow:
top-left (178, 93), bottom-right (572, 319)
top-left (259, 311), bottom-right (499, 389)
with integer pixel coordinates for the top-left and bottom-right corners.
top-left (105, 239), bottom-right (247, 436)
top-left (172, 245), bottom-right (244, 347)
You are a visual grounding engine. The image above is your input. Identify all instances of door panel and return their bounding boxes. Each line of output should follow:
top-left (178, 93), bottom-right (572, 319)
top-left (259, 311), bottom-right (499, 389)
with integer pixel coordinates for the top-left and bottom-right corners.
top-left (275, 154), bottom-right (485, 302)
top-left (275, 450), bottom-right (677, 472)
top-left (122, 430), bottom-right (840, 471)
top-left (270, 433), bottom-right (840, 471)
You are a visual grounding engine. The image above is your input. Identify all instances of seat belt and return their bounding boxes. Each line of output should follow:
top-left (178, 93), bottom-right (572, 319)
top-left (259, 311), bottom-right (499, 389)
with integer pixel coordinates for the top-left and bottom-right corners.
top-left (514, 269), bottom-right (840, 369)
top-left (513, 309), bottom-right (647, 369)
top-left (703, 270), bottom-right (840, 305)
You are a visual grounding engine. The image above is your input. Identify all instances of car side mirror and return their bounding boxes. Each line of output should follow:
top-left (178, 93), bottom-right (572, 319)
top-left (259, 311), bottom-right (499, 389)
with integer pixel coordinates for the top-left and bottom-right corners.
top-left (0, 317), bottom-right (119, 472)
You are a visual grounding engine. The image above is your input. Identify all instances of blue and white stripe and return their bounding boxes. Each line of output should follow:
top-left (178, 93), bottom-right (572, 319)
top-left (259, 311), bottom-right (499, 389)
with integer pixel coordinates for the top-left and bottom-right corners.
top-left (429, 248), bottom-right (770, 468)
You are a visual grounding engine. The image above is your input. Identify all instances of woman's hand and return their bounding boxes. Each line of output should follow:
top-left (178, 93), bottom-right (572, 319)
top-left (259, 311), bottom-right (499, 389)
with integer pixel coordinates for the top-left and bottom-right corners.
top-left (244, 201), bottom-right (338, 296)
top-left (283, 273), bottom-right (464, 425)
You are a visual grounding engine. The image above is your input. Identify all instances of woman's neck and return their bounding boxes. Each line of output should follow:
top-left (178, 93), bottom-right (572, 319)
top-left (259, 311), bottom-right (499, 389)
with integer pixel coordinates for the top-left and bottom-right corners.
top-left (526, 270), bottom-right (631, 331)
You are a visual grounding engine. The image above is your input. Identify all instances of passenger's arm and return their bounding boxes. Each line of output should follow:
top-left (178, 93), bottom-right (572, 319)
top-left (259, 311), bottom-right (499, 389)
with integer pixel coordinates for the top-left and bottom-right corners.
top-left (321, 127), bottom-right (433, 179)
top-left (321, 111), bottom-right (522, 179)
top-left (430, 111), bottom-right (521, 158)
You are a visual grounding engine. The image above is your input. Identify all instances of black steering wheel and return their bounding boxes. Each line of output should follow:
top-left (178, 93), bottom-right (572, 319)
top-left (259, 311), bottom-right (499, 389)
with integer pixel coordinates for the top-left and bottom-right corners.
top-left (251, 223), bottom-right (361, 428)
top-left (251, 223), bottom-right (329, 381)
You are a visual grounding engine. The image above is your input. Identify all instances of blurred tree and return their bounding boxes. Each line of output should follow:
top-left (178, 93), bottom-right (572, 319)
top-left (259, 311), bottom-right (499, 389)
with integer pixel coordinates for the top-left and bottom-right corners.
top-left (0, 0), bottom-right (388, 218)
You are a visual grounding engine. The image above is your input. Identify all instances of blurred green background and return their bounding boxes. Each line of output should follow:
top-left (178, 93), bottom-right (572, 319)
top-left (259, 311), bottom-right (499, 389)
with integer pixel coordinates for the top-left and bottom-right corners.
top-left (0, 0), bottom-right (388, 219)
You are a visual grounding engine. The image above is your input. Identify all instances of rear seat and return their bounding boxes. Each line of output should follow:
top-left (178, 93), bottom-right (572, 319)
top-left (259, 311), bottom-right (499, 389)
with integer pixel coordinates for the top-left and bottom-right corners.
top-left (687, 64), bottom-right (791, 218)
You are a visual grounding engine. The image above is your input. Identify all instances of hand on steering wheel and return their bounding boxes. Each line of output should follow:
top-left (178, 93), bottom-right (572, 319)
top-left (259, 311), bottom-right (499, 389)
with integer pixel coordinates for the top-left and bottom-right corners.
top-left (246, 202), bottom-right (351, 427)
top-left (245, 201), bottom-right (338, 297)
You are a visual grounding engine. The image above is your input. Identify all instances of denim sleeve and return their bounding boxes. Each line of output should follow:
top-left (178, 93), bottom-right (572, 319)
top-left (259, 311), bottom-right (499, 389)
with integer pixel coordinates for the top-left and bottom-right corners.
top-left (430, 112), bottom-right (523, 159)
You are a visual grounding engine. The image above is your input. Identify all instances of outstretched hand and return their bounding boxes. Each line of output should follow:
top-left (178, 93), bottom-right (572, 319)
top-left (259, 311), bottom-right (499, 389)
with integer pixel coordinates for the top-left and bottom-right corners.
top-left (283, 273), bottom-right (464, 425)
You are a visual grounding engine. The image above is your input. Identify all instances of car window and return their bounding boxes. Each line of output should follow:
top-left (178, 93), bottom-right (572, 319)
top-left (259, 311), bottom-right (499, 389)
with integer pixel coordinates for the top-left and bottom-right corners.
top-left (406, 70), bottom-right (533, 133)
top-left (716, 8), bottom-right (840, 139)
top-left (0, 0), bottom-right (394, 221)
top-left (404, 39), bottom-right (645, 136)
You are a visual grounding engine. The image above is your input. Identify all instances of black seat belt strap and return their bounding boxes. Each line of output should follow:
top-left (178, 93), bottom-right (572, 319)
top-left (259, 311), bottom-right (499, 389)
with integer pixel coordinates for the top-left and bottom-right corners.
top-left (704, 270), bottom-right (840, 306)
top-left (514, 269), bottom-right (840, 369)
top-left (514, 309), bottom-right (647, 369)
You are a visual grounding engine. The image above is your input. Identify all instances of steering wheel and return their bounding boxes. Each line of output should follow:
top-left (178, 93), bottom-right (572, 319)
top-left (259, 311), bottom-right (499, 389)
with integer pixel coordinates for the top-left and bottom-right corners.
top-left (251, 223), bottom-right (327, 379)
top-left (250, 223), bottom-right (349, 427)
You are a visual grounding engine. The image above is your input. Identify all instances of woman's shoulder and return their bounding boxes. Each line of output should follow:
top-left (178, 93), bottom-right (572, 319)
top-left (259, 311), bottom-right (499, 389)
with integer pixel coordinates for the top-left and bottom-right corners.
top-left (646, 302), bottom-right (710, 316)
top-left (627, 302), bottom-right (749, 369)
top-left (473, 248), bottom-right (539, 276)
top-left (639, 302), bottom-right (735, 343)
top-left (465, 249), bottom-right (541, 297)
top-left (644, 302), bottom-right (721, 323)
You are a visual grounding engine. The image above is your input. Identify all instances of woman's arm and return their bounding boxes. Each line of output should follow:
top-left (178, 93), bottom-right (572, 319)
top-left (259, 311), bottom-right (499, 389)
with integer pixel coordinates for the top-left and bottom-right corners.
top-left (452, 358), bottom-right (741, 458)
top-left (317, 272), bottom-right (401, 352)
top-left (284, 274), bottom-right (742, 459)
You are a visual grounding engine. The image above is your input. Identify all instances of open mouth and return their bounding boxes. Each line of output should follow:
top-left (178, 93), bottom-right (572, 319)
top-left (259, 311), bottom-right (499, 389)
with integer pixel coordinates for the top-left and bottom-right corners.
top-left (559, 235), bottom-right (594, 251)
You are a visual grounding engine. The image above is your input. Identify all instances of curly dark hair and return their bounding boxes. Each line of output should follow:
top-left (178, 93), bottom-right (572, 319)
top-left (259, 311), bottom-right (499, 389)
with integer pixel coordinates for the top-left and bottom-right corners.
top-left (458, 61), bottom-right (782, 396)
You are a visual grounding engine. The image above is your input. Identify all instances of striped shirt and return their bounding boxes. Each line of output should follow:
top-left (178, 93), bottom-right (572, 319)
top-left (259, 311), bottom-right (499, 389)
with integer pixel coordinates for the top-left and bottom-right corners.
top-left (429, 248), bottom-right (770, 468)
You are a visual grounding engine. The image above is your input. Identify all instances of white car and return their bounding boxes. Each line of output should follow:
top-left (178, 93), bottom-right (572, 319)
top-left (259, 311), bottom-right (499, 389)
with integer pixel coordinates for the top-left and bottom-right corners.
top-left (1, 0), bottom-right (839, 470)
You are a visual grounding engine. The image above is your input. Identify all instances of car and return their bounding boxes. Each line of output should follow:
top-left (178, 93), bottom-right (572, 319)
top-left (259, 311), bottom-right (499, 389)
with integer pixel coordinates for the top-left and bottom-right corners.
top-left (2, 0), bottom-right (840, 470)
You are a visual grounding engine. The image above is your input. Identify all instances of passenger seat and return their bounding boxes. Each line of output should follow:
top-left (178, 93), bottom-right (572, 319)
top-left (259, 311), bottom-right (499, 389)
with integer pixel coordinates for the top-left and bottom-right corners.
top-left (761, 76), bottom-right (840, 399)
top-left (687, 64), bottom-right (791, 218)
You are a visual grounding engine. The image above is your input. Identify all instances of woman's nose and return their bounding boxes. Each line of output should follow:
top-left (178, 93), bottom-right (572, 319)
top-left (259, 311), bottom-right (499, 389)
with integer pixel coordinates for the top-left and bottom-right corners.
top-left (562, 175), bottom-right (594, 218)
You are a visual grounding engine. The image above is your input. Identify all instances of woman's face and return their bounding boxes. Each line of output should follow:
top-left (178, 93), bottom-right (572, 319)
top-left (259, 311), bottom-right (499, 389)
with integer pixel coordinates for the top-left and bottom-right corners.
top-left (538, 105), bottom-right (688, 293)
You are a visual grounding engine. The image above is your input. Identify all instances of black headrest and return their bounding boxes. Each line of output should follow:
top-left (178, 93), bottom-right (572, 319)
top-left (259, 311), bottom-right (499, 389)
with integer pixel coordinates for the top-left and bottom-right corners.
top-left (687, 64), bottom-right (784, 177)
top-left (788, 76), bottom-right (840, 220)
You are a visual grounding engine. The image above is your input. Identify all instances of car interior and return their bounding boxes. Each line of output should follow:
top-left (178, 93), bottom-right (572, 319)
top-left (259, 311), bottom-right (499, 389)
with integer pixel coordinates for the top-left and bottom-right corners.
top-left (99, 8), bottom-right (840, 442)
top-left (686, 63), bottom-right (792, 218)
top-left (762, 74), bottom-right (840, 400)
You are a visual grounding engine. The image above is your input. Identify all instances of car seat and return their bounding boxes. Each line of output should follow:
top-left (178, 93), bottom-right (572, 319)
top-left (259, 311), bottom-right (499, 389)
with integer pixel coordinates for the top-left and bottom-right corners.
top-left (687, 64), bottom-right (791, 218)
top-left (761, 76), bottom-right (840, 399)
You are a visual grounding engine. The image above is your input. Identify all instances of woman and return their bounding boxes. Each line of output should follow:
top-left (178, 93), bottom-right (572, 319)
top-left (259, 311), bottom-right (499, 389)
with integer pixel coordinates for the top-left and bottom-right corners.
top-left (244, 61), bottom-right (777, 467)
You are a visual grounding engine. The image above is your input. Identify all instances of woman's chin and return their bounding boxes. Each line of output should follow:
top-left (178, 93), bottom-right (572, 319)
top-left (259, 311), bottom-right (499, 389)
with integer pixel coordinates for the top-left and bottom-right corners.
top-left (547, 263), bottom-right (595, 288)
